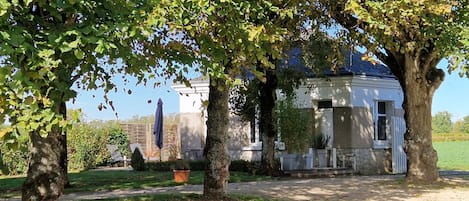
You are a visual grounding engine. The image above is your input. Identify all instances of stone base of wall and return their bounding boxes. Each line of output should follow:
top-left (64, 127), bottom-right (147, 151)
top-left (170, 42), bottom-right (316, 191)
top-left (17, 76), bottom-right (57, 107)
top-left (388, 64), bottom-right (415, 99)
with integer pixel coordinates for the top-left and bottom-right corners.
top-left (337, 148), bottom-right (392, 175)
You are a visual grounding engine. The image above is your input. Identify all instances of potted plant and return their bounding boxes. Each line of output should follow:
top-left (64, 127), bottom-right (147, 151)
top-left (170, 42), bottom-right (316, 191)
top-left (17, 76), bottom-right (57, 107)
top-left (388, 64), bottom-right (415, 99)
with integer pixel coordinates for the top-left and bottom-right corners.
top-left (311, 134), bottom-right (330, 168)
top-left (172, 159), bottom-right (190, 183)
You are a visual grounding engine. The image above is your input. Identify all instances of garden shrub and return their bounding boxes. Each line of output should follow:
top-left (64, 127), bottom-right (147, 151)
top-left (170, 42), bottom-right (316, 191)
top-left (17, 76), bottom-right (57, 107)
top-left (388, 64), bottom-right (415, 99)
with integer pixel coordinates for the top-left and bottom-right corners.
top-left (0, 141), bottom-right (29, 175)
top-left (67, 122), bottom-right (110, 170)
top-left (145, 160), bottom-right (259, 173)
top-left (0, 128), bottom-right (30, 176)
top-left (131, 148), bottom-right (146, 171)
top-left (107, 127), bottom-right (129, 157)
top-left (276, 95), bottom-right (313, 153)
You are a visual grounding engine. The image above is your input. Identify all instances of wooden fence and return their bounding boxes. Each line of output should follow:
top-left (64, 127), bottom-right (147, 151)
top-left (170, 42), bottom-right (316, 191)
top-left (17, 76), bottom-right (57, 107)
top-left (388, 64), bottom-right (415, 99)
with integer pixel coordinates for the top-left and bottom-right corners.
top-left (120, 123), bottom-right (179, 161)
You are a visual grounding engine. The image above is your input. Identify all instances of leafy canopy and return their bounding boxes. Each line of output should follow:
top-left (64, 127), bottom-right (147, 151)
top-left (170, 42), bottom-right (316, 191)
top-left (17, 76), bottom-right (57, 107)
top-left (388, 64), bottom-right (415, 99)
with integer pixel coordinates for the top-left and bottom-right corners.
top-left (328, 0), bottom-right (469, 74)
top-left (0, 0), bottom-right (193, 145)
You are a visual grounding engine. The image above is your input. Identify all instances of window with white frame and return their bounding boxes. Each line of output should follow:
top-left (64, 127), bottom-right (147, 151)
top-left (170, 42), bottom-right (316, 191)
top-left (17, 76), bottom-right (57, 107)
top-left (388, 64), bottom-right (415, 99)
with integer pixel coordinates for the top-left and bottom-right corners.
top-left (374, 101), bottom-right (393, 147)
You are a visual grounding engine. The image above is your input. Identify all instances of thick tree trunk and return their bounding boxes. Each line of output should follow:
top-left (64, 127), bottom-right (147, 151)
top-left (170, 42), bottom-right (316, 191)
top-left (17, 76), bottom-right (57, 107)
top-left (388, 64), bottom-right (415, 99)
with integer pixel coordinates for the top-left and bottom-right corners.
top-left (203, 75), bottom-right (231, 198)
top-left (22, 101), bottom-right (68, 200)
top-left (399, 55), bottom-right (443, 183)
top-left (259, 69), bottom-right (280, 176)
top-left (22, 130), bottom-right (66, 201)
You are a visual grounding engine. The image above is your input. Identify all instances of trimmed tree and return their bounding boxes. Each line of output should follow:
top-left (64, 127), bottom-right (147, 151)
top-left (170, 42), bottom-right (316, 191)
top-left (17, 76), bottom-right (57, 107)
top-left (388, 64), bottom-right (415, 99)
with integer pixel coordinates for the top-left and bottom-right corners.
top-left (0, 1), bottom-right (183, 199)
top-left (325, 0), bottom-right (469, 183)
top-left (160, 0), bottom-right (304, 197)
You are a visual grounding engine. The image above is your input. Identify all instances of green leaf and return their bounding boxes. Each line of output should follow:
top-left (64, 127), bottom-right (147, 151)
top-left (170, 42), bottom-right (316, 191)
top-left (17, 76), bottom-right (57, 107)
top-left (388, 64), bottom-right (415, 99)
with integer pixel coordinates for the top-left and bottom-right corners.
top-left (0, 31), bottom-right (10, 40)
top-left (74, 49), bottom-right (84, 59)
top-left (38, 49), bottom-right (55, 58)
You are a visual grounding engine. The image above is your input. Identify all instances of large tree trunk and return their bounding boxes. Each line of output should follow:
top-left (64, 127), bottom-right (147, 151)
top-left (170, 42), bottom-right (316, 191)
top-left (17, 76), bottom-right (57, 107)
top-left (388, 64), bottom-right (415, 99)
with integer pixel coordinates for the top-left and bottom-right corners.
top-left (203, 75), bottom-right (231, 198)
top-left (398, 55), bottom-right (443, 183)
top-left (22, 101), bottom-right (68, 200)
top-left (259, 69), bottom-right (280, 176)
top-left (22, 130), bottom-right (66, 201)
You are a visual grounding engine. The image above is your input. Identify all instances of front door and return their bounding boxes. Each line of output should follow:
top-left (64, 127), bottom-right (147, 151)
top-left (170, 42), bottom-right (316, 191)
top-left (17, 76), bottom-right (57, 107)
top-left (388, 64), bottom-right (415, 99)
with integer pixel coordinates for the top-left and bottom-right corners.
top-left (315, 108), bottom-right (333, 148)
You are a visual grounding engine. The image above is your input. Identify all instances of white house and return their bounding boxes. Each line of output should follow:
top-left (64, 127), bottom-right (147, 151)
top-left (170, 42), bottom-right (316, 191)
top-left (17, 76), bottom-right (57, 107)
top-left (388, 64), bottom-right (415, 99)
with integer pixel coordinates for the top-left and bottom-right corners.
top-left (172, 50), bottom-right (407, 175)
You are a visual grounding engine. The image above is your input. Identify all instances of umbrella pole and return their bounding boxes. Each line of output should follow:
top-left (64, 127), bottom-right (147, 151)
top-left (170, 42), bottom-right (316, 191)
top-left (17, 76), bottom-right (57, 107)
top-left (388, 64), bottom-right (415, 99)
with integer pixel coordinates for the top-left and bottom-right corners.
top-left (160, 148), bottom-right (162, 162)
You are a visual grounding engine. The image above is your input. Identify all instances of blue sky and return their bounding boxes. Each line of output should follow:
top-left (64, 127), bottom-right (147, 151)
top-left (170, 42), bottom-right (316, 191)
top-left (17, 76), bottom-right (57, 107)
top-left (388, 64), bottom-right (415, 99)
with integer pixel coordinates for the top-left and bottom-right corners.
top-left (69, 61), bottom-right (469, 122)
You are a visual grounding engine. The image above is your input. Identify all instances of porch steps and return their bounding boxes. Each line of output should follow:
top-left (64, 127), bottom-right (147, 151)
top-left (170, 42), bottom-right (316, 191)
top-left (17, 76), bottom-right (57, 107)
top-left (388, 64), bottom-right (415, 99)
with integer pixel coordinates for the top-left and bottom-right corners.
top-left (284, 168), bottom-right (355, 178)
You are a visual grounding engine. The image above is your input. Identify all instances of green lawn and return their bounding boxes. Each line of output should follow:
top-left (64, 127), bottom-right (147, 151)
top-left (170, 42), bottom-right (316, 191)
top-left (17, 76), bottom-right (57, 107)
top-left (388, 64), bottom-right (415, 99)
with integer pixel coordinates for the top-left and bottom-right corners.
top-left (434, 141), bottom-right (469, 170)
top-left (0, 170), bottom-right (271, 199)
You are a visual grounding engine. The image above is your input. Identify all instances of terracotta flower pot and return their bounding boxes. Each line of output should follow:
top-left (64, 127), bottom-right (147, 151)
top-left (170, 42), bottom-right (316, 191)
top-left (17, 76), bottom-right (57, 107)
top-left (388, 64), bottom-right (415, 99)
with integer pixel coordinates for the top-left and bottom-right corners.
top-left (173, 169), bottom-right (190, 183)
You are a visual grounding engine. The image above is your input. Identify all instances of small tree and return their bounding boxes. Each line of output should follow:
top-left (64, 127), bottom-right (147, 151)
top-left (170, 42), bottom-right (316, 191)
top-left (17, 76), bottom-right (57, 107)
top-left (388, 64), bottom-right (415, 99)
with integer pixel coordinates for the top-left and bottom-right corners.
top-left (453, 120), bottom-right (464, 133)
top-left (276, 95), bottom-right (313, 153)
top-left (462, 116), bottom-right (469, 134)
top-left (432, 111), bottom-right (453, 133)
top-left (131, 148), bottom-right (145, 171)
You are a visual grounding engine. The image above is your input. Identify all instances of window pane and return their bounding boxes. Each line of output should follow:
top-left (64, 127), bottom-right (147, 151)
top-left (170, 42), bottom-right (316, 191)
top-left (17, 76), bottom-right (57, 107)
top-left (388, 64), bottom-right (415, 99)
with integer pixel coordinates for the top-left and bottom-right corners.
top-left (318, 101), bottom-right (332, 108)
top-left (378, 102), bottom-right (386, 114)
top-left (378, 116), bottom-right (387, 140)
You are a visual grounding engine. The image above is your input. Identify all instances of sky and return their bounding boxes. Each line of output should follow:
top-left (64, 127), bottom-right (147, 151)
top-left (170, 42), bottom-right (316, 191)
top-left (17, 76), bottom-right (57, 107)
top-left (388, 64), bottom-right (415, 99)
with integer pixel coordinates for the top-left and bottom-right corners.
top-left (68, 61), bottom-right (469, 122)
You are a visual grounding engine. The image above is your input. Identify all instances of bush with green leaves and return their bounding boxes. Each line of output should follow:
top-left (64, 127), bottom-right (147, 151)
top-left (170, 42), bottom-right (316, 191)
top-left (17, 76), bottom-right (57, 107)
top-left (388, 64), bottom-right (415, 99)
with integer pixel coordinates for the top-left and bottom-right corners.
top-left (67, 122), bottom-right (109, 170)
top-left (0, 141), bottom-right (29, 176)
top-left (107, 127), bottom-right (129, 157)
top-left (131, 148), bottom-right (146, 171)
top-left (0, 124), bottom-right (29, 176)
top-left (276, 95), bottom-right (313, 153)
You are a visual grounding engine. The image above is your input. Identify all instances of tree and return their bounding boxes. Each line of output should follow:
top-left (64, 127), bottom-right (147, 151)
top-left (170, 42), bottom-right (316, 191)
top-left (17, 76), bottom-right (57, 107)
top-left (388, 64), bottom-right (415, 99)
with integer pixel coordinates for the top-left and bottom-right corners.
top-left (0, 1), bottom-right (175, 199)
top-left (462, 115), bottom-right (469, 134)
top-left (160, 1), bottom-right (303, 197)
top-left (453, 120), bottom-right (464, 133)
top-left (325, 1), bottom-right (469, 183)
top-left (432, 111), bottom-right (453, 133)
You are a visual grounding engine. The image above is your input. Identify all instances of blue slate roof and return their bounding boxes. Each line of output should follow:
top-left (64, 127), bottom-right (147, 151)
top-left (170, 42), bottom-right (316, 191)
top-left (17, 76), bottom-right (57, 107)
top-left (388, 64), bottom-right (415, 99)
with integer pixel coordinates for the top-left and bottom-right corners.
top-left (281, 48), bottom-right (395, 79)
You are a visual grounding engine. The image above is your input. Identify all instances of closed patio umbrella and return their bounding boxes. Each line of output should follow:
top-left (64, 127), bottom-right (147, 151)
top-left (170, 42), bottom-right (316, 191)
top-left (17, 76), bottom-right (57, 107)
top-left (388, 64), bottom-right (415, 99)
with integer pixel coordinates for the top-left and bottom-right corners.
top-left (154, 98), bottom-right (163, 161)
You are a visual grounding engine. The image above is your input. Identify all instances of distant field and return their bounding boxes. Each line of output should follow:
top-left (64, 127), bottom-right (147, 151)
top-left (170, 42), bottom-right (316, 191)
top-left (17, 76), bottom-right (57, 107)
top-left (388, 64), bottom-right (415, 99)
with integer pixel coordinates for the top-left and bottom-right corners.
top-left (434, 141), bottom-right (469, 170)
top-left (432, 132), bottom-right (469, 142)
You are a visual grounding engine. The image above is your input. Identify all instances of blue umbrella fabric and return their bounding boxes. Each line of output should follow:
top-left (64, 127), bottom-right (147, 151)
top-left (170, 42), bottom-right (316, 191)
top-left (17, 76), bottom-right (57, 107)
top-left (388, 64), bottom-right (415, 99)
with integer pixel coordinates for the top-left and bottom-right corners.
top-left (154, 98), bottom-right (164, 150)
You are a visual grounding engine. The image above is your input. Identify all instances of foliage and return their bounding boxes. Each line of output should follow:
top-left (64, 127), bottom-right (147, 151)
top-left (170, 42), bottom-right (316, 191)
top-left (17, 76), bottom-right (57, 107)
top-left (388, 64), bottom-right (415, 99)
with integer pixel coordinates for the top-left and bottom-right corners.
top-left (107, 127), bottom-right (129, 157)
top-left (131, 148), bottom-right (145, 171)
top-left (67, 122), bottom-right (109, 171)
top-left (434, 141), bottom-right (469, 170)
top-left (276, 95), bottom-right (313, 153)
top-left (0, 124), bottom-right (29, 176)
top-left (121, 113), bottom-right (180, 128)
top-left (432, 111), bottom-right (453, 133)
top-left (173, 159), bottom-right (190, 170)
top-left (145, 160), bottom-right (260, 174)
top-left (453, 120), bottom-right (464, 133)
top-left (0, 141), bottom-right (29, 176)
top-left (462, 116), bottom-right (469, 134)
top-left (324, 0), bottom-right (469, 182)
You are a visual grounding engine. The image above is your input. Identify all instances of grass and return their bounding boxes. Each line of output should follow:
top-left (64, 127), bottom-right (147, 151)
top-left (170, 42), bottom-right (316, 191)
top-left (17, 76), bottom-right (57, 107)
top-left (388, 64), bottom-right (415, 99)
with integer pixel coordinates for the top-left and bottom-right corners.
top-left (434, 141), bottom-right (469, 170)
top-left (0, 170), bottom-right (271, 199)
top-left (95, 193), bottom-right (274, 201)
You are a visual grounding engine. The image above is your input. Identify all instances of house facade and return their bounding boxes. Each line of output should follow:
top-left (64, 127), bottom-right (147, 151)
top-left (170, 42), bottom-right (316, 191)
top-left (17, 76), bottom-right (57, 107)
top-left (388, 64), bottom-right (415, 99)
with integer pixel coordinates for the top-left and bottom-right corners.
top-left (172, 52), bottom-right (407, 175)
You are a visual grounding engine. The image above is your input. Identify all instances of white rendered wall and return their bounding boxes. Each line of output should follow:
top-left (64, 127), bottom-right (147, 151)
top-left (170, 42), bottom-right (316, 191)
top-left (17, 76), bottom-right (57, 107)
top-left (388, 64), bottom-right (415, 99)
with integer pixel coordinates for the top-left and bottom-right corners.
top-left (172, 82), bottom-right (209, 113)
top-left (282, 76), bottom-right (403, 110)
